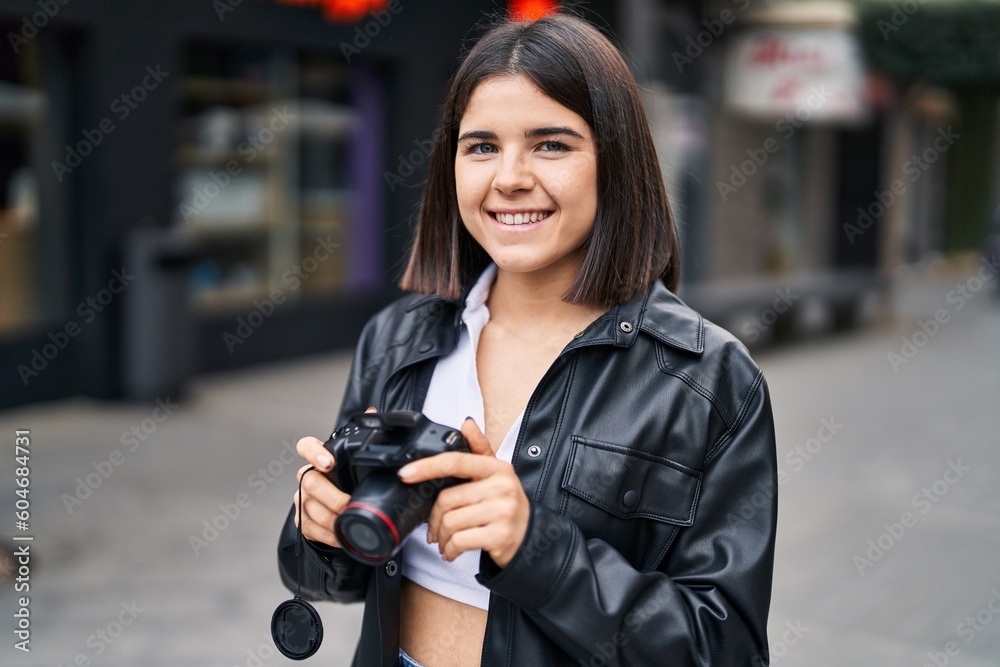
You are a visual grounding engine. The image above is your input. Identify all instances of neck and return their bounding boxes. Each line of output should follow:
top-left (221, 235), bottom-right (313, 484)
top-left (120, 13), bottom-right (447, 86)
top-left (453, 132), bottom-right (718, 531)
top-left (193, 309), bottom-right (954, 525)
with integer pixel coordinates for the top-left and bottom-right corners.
top-left (485, 261), bottom-right (605, 336)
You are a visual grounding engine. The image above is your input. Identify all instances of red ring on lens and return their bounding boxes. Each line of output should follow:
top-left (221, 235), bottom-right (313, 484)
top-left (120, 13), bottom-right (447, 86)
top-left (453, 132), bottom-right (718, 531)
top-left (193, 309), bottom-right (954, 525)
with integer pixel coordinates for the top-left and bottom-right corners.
top-left (338, 502), bottom-right (400, 562)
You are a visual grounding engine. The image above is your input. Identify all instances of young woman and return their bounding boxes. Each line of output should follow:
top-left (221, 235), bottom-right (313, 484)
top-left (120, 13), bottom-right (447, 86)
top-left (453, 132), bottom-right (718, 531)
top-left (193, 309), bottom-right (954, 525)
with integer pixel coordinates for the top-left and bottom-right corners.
top-left (279, 13), bottom-right (777, 667)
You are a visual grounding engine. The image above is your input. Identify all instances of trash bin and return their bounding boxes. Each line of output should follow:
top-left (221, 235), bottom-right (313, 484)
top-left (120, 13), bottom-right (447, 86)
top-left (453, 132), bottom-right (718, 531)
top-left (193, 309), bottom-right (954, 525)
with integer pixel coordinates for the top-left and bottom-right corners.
top-left (123, 225), bottom-right (200, 401)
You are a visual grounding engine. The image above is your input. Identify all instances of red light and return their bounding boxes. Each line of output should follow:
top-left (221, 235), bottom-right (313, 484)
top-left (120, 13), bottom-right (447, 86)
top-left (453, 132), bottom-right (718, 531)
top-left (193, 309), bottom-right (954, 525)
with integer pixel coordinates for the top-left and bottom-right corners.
top-left (273, 0), bottom-right (387, 23)
top-left (322, 0), bottom-right (379, 22)
top-left (509, 0), bottom-right (559, 22)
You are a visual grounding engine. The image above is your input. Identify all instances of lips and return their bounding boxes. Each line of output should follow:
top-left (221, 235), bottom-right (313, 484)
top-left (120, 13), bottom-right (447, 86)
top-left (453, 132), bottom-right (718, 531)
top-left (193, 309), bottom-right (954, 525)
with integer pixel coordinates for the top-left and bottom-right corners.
top-left (489, 210), bottom-right (554, 226)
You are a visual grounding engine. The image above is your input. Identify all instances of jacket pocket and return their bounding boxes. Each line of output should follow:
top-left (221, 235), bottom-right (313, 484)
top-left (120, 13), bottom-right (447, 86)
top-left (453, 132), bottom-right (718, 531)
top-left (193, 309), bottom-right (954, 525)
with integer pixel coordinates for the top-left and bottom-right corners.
top-left (560, 436), bottom-right (703, 567)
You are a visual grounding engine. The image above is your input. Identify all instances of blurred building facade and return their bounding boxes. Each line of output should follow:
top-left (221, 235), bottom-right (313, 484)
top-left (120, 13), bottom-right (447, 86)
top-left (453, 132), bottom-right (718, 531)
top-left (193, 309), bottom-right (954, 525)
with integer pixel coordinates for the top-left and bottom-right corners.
top-left (1, 0), bottom-right (996, 407)
top-left (621, 0), bottom-right (998, 342)
top-left (0, 0), bottom-right (545, 406)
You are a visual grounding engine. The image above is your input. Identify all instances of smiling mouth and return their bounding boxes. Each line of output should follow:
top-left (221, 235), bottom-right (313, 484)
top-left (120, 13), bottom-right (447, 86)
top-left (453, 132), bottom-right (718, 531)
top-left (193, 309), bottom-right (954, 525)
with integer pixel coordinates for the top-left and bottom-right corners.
top-left (488, 211), bottom-right (554, 226)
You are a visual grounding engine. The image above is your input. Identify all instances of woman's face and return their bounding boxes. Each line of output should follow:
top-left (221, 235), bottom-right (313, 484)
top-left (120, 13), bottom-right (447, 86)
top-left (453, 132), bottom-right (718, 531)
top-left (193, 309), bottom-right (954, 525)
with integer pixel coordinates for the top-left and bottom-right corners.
top-left (455, 75), bottom-right (598, 279)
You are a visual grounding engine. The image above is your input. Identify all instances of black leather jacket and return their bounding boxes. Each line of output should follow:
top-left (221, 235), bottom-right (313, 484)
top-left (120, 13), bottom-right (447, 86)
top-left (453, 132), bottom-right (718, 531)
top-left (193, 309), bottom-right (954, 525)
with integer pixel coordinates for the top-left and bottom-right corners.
top-left (278, 278), bottom-right (777, 666)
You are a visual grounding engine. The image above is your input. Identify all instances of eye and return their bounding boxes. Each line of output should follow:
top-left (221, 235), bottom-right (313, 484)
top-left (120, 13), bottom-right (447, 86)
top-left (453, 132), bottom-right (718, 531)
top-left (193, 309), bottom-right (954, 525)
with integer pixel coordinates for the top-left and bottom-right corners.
top-left (539, 140), bottom-right (569, 153)
top-left (464, 141), bottom-right (498, 155)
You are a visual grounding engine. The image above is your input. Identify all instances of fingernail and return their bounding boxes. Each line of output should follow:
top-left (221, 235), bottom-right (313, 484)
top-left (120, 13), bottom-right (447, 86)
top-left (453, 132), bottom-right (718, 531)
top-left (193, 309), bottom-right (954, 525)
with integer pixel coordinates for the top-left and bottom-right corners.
top-left (318, 455), bottom-right (332, 470)
top-left (464, 416), bottom-right (475, 423)
top-left (398, 464), bottom-right (415, 479)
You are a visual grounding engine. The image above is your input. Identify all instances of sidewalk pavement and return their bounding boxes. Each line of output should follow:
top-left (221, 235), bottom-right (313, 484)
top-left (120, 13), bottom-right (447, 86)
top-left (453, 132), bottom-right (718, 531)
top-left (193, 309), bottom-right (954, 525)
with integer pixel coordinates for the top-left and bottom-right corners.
top-left (0, 263), bottom-right (998, 666)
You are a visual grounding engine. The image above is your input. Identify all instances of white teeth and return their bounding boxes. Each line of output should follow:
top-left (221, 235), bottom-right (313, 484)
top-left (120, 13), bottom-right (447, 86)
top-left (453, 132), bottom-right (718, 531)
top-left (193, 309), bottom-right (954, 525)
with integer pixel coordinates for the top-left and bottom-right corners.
top-left (494, 211), bottom-right (551, 225)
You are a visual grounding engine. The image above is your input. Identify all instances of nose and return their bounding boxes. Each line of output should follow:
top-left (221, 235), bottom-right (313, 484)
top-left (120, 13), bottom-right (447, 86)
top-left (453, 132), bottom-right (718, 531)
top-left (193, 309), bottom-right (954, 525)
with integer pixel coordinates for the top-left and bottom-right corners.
top-left (491, 151), bottom-right (534, 194)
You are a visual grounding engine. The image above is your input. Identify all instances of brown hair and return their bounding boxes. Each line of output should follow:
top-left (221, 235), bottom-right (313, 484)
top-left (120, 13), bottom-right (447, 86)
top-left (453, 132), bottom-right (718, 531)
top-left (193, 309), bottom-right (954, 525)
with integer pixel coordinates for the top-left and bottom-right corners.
top-left (400, 13), bottom-right (679, 308)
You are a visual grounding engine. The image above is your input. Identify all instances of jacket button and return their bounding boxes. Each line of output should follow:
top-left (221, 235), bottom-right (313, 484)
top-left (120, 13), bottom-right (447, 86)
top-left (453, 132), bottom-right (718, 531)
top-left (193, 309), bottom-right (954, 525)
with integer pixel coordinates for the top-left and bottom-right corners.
top-left (622, 490), bottom-right (638, 508)
top-left (619, 321), bottom-right (633, 333)
top-left (527, 445), bottom-right (542, 458)
top-left (418, 341), bottom-right (433, 353)
top-left (385, 560), bottom-right (398, 577)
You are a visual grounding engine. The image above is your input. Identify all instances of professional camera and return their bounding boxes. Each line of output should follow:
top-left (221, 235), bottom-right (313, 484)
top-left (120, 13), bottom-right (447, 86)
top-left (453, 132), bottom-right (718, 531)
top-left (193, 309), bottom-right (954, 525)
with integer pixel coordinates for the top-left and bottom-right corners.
top-left (323, 411), bottom-right (469, 565)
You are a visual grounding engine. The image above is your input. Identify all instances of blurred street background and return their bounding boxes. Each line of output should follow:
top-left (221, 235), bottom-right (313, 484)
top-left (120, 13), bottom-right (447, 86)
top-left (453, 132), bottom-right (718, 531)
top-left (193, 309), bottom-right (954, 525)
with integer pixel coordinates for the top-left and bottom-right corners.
top-left (0, 263), bottom-right (998, 666)
top-left (1, 0), bottom-right (998, 665)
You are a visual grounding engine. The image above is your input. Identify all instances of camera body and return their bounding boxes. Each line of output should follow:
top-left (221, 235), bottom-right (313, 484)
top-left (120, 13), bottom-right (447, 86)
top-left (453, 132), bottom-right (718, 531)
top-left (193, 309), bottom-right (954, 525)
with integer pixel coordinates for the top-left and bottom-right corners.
top-left (323, 411), bottom-right (469, 564)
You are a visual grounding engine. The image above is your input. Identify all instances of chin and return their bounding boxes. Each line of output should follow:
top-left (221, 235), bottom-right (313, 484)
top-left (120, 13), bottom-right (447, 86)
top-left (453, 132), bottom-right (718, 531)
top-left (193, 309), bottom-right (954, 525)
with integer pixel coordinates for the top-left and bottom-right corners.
top-left (492, 252), bottom-right (582, 277)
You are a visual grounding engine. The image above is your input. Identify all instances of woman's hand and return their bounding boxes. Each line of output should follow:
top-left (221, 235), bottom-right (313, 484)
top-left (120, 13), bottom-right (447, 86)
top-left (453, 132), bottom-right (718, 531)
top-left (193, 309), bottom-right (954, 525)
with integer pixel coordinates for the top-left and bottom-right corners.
top-left (398, 418), bottom-right (531, 568)
top-left (292, 407), bottom-right (377, 548)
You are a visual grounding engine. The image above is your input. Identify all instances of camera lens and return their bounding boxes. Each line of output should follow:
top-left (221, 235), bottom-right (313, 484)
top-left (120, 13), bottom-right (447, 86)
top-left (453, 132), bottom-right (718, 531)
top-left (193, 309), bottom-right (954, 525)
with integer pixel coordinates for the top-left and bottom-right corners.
top-left (336, 512), bottom-right (393, 561)
top-left (334, 469), bottom-right (439, 564)
top-left (345, 521), bottom-right (380, 552)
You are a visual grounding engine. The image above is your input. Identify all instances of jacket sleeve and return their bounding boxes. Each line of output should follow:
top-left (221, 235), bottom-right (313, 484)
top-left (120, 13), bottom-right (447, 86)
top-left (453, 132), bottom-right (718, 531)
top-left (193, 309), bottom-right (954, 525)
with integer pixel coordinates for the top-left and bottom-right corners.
top-left (277, 506), bottom-right (372, 603)
top-left (276, 317), bottom-right (385, 603)
top-left (476, 372), bottom-right (777, 666)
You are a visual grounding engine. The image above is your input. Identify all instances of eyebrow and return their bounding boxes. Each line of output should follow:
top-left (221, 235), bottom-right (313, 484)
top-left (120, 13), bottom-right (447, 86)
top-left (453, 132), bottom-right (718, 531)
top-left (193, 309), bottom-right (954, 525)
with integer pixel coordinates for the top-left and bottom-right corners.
top-left (457, 126), bottom-right (586, 142)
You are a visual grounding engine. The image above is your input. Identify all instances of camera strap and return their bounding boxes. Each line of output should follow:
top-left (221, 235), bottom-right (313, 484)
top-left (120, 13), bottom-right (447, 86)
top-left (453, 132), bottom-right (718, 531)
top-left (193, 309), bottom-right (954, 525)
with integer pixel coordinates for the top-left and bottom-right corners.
top-left (271, 466), bottom-right (324, 660)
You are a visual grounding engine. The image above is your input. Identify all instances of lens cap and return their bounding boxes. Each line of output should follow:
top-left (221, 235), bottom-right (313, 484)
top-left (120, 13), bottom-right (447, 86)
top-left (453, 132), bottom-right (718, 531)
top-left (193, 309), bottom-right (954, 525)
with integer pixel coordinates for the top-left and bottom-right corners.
top-left (271, 598), bottom-right (323, 660)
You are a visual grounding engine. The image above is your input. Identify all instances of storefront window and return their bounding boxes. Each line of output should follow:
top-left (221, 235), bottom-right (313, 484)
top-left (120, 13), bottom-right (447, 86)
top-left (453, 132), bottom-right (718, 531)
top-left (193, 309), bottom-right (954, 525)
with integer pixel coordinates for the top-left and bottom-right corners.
top-left (0, 34), bottom-right (46, 335)
top-left (175, 42), bottom-right (370, 310)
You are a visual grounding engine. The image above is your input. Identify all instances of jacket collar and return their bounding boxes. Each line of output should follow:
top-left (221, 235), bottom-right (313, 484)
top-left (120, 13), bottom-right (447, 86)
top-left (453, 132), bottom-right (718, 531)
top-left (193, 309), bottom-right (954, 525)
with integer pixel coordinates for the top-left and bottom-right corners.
top-left (562, 278), bottom-right (704, 355)
top-left (631, 279), bottom-right (705, 354)
top-left (404, 277), bottom-right (704, 360)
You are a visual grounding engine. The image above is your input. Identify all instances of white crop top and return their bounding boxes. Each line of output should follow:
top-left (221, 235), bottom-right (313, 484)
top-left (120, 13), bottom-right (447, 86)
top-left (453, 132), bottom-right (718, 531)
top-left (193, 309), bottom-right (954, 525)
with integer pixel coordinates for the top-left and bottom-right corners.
top-left (400, 263), bottom-right (522, 611)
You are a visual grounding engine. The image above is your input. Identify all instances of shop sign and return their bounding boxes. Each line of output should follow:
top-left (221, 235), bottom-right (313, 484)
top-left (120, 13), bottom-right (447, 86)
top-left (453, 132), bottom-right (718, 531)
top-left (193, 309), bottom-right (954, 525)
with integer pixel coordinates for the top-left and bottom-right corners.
top-left (724, 28), bottom-right (868, 122)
